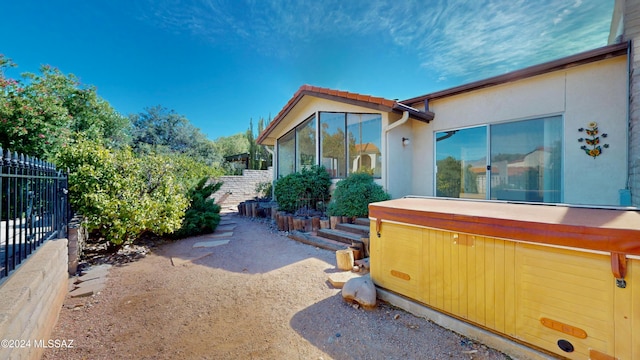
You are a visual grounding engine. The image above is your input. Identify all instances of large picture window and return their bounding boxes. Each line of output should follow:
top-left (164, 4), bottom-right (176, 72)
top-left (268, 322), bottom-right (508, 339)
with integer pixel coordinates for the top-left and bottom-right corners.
top-left (277, 129), bottom-right (295, 178)
top-left (435, 126), bottom-right (487, 199)
top-left (347, 114), bottom-right (382, 178)
top-left (296, 115), bottom-right (316, 171)
top-left (320, 112), bottom-right (346, 178)
top-left (278, 112), bottom-right (382, 179)
top-left (435, 116), bottom-right (562, 203)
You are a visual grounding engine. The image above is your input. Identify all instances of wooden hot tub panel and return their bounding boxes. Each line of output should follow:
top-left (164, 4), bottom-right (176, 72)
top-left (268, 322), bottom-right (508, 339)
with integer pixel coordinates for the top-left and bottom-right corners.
top-left (369, 198), bottom-right (640, 359)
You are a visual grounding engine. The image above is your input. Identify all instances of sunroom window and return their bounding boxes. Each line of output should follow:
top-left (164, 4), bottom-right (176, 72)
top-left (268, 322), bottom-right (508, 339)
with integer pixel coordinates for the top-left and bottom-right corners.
top-left (435, 115), bottom-right (562, 203)
top-left (347, 113), bottom-right (382, 178)
top-left (296, 115), bottom-right (316, 171)
top-left (320, 112), bottom-right (346, 178)
top-left (277, 129), bottom-right (295, 178)
top-left (320, 112), bottom-right (382, 178)
top-left (277, 112), bottom-right (382, 179)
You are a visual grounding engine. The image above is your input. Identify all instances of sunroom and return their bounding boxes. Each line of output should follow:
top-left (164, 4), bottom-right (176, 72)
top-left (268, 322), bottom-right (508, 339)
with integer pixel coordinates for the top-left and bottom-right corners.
top-left (256, 85), bottom-right (433, 189)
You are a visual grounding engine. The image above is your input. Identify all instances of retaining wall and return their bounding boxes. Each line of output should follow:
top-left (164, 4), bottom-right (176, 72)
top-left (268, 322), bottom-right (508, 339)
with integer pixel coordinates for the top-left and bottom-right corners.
top-left (0, 239), bottom-right (69, 360)
top-left (211, 168), bottom-right (273, 209)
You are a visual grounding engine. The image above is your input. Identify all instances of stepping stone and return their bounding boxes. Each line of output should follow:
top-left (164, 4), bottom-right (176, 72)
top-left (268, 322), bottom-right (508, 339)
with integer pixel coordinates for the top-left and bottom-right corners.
top-left (207, 231), bottom-right (233, 238)
top-left (328, 271), bottom-right (362, 289)
top-left (69, 278), bottom-right (107, 298)
top-left (216, 224), bottom-right (237, 232)
top-left (76, 265), bottom-right (111, 283)
top-left (171, 252), bottom-right (213, 266)
top-left (193, 240), bottom-right (230, 248)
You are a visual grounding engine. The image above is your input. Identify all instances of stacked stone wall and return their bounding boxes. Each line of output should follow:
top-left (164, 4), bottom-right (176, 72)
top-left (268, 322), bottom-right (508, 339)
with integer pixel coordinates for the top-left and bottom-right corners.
top-left (0, 239), bottom-right (69, 360)
top-left (211, 168), bottom-right (273, 210)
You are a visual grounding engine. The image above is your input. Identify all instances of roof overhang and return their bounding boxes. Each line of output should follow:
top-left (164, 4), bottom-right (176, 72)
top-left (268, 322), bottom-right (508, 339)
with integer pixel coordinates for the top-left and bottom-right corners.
top-left (401, 42), bottom-right (629, 107)
top-left (257, 85), bottom-right (434, 146)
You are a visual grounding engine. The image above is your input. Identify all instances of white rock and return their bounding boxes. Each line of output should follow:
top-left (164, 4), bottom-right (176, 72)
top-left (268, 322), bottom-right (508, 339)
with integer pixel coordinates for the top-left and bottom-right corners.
top-left (341, 274), bottom-right (376, 309)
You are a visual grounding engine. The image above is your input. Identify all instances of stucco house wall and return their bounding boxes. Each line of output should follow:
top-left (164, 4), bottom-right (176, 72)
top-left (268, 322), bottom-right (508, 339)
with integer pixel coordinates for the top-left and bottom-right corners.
top-left (384, 116), bottom-right (413, 198)
top-left (409, 55), bottom-right (628, 206)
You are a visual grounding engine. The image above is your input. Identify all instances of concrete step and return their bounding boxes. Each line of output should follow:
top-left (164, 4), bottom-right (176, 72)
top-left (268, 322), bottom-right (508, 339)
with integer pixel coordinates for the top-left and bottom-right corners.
top-left (335, 222), bottom-right (369, 237)
top-left (354, 218), bottom-right (370, 226)
top-left (288, 231), bottom-right (350, 252)
top-left (317, 228), bottom-right (363, 245)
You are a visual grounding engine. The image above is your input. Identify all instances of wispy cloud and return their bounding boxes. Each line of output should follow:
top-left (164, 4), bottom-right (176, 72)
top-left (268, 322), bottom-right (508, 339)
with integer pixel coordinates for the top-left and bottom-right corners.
top-left (135, 0), bottom-right (613, 82)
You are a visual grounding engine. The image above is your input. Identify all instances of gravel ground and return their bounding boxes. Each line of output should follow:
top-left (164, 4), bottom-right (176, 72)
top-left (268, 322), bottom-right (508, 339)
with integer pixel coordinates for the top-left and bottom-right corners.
top-left (43, 214), bottom-right (511, 360)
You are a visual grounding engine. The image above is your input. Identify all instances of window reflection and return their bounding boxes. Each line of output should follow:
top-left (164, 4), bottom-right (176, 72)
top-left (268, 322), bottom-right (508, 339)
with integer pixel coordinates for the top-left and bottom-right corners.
top-left (490, 117), bottom-right (562, 202)
top-left (347, 114), bottom-right (382, 177)
top-left (320, 112), bottom-right (346, 178)
top-left (434, 116), bottom-right (563, 203)
top-left (435, 126), bottom-right (487, 199)
top-left (277, 130), bottom-right (295, 178)
top-left (296, 115), bottom-right (316, 171)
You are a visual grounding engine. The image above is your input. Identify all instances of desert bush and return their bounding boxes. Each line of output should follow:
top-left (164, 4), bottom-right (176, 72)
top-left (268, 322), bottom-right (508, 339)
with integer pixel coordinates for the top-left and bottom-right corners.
top-left (255, 181), bottom-right (273, 200)
top-left (171, 177), bottom-right (222, 239)
top-left (274, 165), bottom-right (331, 213)
top-left (327, 172), bottom-right (390, 218)
top-left (57, 139), bottom-right (213, 246)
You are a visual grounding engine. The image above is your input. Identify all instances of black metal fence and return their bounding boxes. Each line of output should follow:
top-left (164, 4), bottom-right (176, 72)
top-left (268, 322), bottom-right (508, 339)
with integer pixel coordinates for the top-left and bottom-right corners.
top-left (0, 148), bottom-right (69, 280)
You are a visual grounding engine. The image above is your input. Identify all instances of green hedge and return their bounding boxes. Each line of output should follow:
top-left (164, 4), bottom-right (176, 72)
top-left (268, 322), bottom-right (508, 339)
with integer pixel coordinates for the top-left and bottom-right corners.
top-left (274, 165), bottom-right (331, 213)
top-left (327, 172), bottom-right (390, 218)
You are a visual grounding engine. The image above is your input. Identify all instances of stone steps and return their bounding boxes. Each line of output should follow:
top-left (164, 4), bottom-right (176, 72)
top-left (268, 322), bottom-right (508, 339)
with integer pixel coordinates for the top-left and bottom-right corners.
top-left (287, 231), bottom-right (350, 252)
top-left (286, 217), bottom-right (371, 252)
top-left (335, 222), bottom-right (369, 237)
top-left (317, 228), bottom-right (364, 245)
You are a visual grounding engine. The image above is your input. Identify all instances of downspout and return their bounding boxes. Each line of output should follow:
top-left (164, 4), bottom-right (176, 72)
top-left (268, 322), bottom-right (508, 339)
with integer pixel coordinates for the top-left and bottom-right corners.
top-left (265, 145), bottom-right (276, 199)
top-left (624, 41), bottom-right (633, 205)
top-left (383, 111), bottom-right (409, 192)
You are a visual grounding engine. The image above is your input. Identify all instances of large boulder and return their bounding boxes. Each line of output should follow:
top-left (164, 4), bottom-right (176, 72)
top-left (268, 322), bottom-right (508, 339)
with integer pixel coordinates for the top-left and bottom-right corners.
top-left (342, 274), bottom-right (376, 309)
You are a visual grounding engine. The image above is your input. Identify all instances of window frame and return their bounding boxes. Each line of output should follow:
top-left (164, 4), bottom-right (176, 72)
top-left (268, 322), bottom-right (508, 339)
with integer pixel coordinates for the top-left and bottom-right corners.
top-left (433, 115), bottom-right (564, 203)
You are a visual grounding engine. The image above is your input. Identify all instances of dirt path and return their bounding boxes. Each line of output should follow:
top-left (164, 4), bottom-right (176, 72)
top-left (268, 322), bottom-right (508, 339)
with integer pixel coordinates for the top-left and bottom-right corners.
top-left (44, 214), bottom-right (510, 360)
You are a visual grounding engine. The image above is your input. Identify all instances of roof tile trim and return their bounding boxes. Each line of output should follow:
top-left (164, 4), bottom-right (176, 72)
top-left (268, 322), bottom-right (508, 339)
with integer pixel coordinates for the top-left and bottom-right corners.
top-left (257, 84), bottom-right (399, 144)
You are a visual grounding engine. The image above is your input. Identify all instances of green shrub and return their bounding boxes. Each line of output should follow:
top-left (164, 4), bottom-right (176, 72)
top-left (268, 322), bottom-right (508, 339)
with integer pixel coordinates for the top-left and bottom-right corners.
top-left (274, 165), bottom-right (331, 213)
top-left (171, 177), bottom-right (222, 239)
top-left (57, 139), bottom-right (209, 246)
top-left (327, 172), bottom-right (390, 218)
top-left (255, 181), bottom-right (273, 200)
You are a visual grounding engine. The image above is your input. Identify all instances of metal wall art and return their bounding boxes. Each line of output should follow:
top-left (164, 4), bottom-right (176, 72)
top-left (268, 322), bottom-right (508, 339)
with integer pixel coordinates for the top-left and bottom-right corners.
top-left (578, 122), bottom-right (608, 158)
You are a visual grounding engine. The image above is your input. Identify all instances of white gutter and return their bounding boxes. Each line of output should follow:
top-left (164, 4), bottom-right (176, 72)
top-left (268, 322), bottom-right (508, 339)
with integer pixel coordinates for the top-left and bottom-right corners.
top-left (265, 145), bottom-right (276, 199)
top-left (384, 110), bottom-right (409, 133)
top-left (383, 111), bottom-right (409, 192)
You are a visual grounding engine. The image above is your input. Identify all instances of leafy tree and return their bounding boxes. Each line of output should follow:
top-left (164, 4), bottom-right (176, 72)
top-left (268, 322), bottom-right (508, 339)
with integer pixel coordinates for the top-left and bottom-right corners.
top-left (130, 105), bottom-right (216, 165)
top-left (0, 56), bottom-right (129, 159)
top-left (327, 172), bottom-right (390, 218)
top-left (213, 133), bottom-right (249, 157)
top-left (436, 156), bottom-right (461, 197)
top-left (246, 117), bottom-right (271, 170)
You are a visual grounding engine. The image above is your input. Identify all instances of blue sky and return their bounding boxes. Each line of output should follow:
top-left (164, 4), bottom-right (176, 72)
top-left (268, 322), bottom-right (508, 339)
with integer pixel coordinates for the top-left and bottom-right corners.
top-left (2, 0), bottom-right (613, 140)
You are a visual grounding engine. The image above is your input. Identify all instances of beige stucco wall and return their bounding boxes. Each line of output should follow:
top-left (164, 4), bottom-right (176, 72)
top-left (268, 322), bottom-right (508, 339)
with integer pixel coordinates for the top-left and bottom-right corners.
top-left (384, 113), bottom-right (414, 198)
top-left (410, 56), bottom-right (628, 206)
